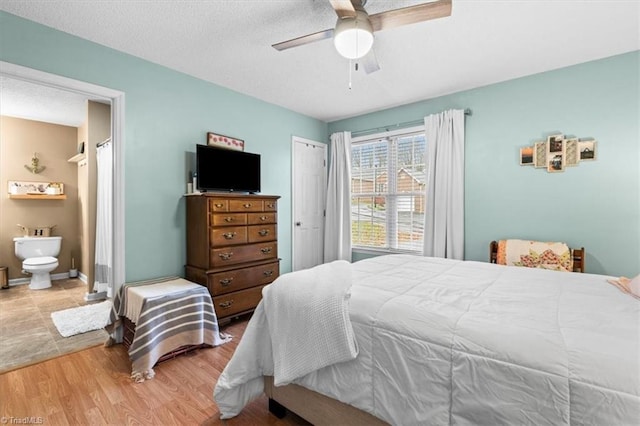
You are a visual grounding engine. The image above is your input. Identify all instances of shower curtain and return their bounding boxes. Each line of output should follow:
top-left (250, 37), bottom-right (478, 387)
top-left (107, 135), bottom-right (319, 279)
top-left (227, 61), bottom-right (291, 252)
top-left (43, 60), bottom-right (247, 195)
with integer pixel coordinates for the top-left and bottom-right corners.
top-left (94, 140), bottom-right (113, 298)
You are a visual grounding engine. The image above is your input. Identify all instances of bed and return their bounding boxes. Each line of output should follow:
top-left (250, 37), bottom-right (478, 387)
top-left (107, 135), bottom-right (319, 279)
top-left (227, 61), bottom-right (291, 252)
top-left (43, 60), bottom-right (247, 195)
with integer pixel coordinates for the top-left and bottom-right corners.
top-left (214, 255), bottom-right (640, 425)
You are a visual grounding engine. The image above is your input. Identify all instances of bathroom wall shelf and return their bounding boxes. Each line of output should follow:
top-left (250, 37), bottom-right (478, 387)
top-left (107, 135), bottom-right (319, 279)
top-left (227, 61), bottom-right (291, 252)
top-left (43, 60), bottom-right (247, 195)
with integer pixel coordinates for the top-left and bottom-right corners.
top-left (8, 194), bottom-right (67, 200)
top-left (67, 153), bottom-right (86, 163)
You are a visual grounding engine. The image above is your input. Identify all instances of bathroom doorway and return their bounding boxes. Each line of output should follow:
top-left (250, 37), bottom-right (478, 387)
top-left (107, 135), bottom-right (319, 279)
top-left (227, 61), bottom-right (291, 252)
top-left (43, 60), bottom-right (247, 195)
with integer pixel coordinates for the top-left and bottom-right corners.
top-left (0, 62), bottom-right (124, 371)
top-left (0, 61), bottom-right (124, 295)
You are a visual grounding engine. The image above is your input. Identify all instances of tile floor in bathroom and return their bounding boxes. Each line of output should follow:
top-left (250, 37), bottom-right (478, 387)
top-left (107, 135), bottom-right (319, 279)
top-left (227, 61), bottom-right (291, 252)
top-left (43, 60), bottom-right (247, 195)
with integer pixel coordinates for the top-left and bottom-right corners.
top-left (0, 278), bottom-right (108, 374)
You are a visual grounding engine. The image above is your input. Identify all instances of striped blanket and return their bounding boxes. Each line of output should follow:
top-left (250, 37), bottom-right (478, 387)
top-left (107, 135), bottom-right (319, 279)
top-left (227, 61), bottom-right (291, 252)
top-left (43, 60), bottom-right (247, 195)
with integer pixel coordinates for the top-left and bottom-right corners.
top-left (106, 277), bottom-right (231, 382)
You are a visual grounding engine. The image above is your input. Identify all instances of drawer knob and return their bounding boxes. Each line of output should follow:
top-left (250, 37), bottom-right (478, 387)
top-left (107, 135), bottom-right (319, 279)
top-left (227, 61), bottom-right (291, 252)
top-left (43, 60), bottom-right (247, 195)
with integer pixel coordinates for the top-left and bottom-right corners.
top-left (220, 278), bottom-right (234, 286)
top-left (219, 300), bottom-right (234, 309)
top-left (260, 247), bottom-right (272, 255)
top-left (258, 229), bottom-right (269, 237)
top-left (224, 217), bottom-right (234, 223)
top-left (260, 216), bottom-right (267, 221)
top-left (267, 203), bottom-right (275, 209)
top-left (219, 252), bottom-right (233, 260)
top-left (214, 203), bottom-right (224, 208)
top-left (223, 232), bottom-right (237, 239)
top-left (243, 203), bottom-right (252, 208)
top-left (263, 270), bottom-right (274, 277)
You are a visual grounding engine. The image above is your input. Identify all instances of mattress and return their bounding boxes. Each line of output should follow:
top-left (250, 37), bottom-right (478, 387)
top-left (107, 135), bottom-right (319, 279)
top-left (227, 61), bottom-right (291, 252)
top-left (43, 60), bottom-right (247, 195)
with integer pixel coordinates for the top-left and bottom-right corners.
top-left (215, 255), bottom-right (640, 424)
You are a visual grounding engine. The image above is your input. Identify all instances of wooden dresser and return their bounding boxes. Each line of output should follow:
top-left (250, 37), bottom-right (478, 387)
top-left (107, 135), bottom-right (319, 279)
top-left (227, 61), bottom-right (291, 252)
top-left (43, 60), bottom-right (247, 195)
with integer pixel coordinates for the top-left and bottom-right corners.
top-left (185, 193), bottom-right (280, 322)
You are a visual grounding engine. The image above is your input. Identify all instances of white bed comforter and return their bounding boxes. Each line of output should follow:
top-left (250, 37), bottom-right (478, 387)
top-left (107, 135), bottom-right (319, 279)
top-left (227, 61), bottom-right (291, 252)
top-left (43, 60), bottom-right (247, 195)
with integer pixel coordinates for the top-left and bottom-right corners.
top-left (215, 255), bottom-right (640, 425)
top-left (214, 260), bottom-right (358, 418)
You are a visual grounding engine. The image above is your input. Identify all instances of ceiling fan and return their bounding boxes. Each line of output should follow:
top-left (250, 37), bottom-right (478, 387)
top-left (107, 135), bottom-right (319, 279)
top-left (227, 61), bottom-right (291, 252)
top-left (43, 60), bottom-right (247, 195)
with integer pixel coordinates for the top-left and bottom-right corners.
top-left (272, 0), bottom-right (453, 74)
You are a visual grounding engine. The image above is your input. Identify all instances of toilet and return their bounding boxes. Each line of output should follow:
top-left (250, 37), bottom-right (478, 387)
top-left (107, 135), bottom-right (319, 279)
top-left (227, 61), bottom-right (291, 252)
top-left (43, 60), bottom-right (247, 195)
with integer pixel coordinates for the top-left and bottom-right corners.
top-left (13, 236), bottom-right (62, 290)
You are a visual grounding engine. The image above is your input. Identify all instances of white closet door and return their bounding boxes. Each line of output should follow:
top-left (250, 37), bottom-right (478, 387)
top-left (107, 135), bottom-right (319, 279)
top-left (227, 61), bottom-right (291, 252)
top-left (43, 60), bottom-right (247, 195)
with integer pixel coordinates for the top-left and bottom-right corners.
top-left (292, 136), bottom-right (327, 271)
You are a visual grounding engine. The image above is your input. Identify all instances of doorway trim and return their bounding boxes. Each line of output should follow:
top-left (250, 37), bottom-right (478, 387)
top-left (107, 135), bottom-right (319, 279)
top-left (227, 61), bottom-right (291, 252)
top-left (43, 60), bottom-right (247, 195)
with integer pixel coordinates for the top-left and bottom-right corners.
top-left (1, 61), bottom-right (125, 297)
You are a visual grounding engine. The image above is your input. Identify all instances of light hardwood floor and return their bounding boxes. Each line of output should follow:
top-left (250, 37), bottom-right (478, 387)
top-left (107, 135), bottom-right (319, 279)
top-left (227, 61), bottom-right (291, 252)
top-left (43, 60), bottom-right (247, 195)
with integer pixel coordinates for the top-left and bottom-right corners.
top-left (0, 318), bottom-right (309, 425)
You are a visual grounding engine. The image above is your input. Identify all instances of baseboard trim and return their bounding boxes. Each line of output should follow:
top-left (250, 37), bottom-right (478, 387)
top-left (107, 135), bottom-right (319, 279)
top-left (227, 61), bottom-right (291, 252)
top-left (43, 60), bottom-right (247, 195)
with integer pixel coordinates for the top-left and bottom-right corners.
top-left (7, 277), bottom-right (29, 286)
top-left (8, 271), bottom-right (87, 287)
top-left (84, 291), bottom-right (107, 302)
top-left (52, 272), bottom-right (70, 281)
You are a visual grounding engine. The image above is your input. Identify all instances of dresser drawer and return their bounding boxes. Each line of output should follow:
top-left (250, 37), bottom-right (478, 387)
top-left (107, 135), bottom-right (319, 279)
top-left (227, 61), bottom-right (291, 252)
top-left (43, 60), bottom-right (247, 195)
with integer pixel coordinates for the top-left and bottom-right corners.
top-left (247, 212), bottom-right (277, 225)
top-left (210, 226), bottom-right (248, 247)
top-left (209, 199), bottom-right (229, 212)
top-left (210, 242), bottom-right (278, 267)
top-left (213, 285), bottom-right (265, 318)
top-left (211, 213), bottom-right (247, 226)
top-left (229, 199), bottom-right (262, 212)
top-left (207, 261), bottom-right (280, 296)
top-left (247, 224), bottom-right (277, 243)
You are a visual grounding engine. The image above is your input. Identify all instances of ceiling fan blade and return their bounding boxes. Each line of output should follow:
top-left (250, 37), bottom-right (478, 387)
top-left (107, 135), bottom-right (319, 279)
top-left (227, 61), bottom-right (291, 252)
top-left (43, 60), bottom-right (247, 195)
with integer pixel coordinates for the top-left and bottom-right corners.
top-left (369, 0), bottom-right (452, 32)
top-left (329, 0), bottom-right (357, 18)
top-left (360, 49), bottom-right (380, 74)
top-left (272, 28), bottom-right (334, 51)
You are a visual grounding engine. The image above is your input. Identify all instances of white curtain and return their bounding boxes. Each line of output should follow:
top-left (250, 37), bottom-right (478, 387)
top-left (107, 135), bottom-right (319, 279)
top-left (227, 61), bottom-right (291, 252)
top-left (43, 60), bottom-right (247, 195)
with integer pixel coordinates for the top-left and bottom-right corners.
top-left (94, 140), bottom-right (113, 297)
top-left (324, 131), bottom-right (352, 262)
top-left (423, 109), bottom-right (465, 259)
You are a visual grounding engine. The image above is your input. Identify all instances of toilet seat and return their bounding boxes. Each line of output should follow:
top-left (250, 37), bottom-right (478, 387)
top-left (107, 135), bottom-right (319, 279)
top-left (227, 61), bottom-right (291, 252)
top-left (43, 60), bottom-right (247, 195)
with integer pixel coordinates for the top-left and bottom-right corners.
top-left (23, 256), bottom-right (58, 267)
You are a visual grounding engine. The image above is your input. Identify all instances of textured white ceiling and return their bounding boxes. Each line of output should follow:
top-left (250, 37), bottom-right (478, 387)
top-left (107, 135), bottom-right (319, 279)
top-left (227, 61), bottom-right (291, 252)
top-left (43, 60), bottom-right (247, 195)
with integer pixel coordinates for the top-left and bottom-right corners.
top-left (0, 77), bottom-right (89, 127)
top-left (0, 0), bottom-right (638, 123)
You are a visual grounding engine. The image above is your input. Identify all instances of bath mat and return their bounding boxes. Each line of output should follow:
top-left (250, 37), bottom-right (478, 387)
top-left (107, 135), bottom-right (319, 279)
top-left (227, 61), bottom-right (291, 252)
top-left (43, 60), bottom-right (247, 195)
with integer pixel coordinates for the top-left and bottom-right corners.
top-left (51, 301), bottom-right (112, 337)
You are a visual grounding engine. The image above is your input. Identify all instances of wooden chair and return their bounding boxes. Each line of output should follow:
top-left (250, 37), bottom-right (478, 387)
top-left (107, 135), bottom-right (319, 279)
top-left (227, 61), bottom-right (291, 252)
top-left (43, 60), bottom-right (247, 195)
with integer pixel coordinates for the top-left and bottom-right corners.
top-left (490, 240), bottom-right (585, 273)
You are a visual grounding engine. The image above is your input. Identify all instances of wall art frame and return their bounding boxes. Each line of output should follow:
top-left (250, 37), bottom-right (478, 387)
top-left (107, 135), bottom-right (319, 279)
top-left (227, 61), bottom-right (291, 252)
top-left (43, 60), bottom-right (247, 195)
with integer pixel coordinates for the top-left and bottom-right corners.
top-left (565, 138), bottom-right (579, 166)
top-left (520, 132), bottom-right (597, 173)
top-left (520, 146), bottom-right (534, 165)
top-left (534, 141), bottom-right (547, 168)
top-left (207, 132), bottom-right (245, 151)
top-left (578, 140), bottom-right (597, 161)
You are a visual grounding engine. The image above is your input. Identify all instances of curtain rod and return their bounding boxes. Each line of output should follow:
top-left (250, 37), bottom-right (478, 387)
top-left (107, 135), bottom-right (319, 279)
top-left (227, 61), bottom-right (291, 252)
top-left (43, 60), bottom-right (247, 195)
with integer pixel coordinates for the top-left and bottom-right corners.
top-left (351, 108), bottom-right (472, 138)
top-left (97, 137), bottom-right (111, 148)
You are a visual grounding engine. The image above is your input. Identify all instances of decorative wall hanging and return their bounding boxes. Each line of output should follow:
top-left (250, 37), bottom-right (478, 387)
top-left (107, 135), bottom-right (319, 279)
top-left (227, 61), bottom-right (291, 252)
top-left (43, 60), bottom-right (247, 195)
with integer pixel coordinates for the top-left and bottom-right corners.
top-left (24, 152), bottom-right (46, 174)
top-left (520, 133), bottom-right (597, 172)
top-left (207, 132), bottom-right (244, 151)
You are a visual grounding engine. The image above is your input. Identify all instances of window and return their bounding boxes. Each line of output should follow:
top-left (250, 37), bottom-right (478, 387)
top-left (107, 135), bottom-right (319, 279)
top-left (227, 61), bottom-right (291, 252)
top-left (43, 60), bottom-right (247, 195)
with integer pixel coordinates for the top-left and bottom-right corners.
top-left (351, 129), bottom-right (426, 253)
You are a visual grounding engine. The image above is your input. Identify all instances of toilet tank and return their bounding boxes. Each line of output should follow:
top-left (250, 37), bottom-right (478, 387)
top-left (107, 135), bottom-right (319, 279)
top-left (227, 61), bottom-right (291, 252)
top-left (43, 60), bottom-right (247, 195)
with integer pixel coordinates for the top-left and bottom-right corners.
top-left (14, 236), bottom-right (62, 260)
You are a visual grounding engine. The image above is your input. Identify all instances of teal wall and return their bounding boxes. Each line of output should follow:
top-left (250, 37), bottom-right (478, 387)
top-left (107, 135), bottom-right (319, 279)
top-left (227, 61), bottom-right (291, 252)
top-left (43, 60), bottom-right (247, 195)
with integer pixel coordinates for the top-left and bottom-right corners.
top-left (0, 12), bottom-right (328, 281)
top-left (331, 52), bottom-right (640, 277)
top-left (2, 11), bottom-right (637, 278)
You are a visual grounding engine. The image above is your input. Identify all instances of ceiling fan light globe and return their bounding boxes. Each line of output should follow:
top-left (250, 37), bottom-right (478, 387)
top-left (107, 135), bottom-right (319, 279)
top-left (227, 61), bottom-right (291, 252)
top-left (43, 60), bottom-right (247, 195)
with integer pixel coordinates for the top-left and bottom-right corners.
top-left (334, 12), bottom-right (374, 59)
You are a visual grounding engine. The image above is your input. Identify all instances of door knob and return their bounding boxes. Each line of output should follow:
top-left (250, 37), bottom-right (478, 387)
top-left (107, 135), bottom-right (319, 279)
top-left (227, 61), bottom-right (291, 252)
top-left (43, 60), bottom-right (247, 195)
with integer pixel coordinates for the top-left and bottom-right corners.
top-left (296, 222), bottom-right (301, 226)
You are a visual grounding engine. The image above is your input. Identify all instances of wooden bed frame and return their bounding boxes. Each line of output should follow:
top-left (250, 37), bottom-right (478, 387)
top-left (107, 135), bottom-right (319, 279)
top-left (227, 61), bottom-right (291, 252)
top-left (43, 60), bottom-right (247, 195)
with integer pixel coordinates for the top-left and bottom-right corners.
top-left (264, 376), bottom-right (388, 425)
top-left (489, 240), bottom-right (585, 273)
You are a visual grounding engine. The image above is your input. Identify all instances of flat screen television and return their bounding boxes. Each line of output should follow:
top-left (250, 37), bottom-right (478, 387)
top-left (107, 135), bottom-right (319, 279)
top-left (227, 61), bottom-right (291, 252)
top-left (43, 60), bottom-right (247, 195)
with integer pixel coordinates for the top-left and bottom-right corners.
top-left (196, 144), bottom-right (261, 193)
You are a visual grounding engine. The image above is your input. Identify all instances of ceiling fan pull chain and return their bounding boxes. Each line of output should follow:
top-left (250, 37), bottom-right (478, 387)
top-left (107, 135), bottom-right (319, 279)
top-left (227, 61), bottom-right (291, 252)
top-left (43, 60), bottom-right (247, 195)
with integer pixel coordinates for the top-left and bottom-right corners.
top-left (349, 58), bottom-right (353, 90)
